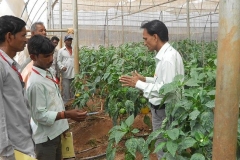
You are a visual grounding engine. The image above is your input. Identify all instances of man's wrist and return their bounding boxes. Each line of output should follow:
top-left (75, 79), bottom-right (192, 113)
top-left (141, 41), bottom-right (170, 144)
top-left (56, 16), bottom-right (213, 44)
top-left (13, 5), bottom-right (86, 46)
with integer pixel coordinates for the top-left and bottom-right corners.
top-left (60, 111), bottom-right (65, 119)
top-left (64, 111), bottom-right (68, 118)
top-left (143, 77), bottom-right (146, 82)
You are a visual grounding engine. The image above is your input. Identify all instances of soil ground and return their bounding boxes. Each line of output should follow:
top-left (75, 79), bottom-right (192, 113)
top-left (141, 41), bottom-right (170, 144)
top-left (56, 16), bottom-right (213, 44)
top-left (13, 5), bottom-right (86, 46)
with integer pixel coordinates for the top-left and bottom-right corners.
top-left (66, 97), bottom-right (158, 160)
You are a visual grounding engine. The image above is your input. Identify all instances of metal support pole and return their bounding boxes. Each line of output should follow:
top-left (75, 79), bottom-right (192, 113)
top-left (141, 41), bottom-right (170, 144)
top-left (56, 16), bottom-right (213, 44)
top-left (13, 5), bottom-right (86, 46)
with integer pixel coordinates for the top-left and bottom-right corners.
top-left (73, 0), bottom-right (79, 74)
top-left (106, 10), bottom-right (109, 47)
top-left (59, 0), bottom-right (63, 48)
top-left (26, 29), bottom-right (68, 32)
top-left (186, 0), bottom-right (190, 39)
top-left (121, 1), bottom-right (124, 44)
top-left (47, 0), bottom-right (52, 29)
top-left (212, 0), bottom-right (240, 159)
top-left (104, 10), bottom-right (109, 47)
top-left (210, 12), bottom-right (212, 42)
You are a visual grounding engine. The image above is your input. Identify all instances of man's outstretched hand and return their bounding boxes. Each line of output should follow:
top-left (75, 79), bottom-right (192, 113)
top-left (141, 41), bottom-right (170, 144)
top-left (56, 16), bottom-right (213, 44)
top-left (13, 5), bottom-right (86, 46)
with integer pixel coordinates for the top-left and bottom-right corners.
top-left (65, 109), bottom-right (87, 122)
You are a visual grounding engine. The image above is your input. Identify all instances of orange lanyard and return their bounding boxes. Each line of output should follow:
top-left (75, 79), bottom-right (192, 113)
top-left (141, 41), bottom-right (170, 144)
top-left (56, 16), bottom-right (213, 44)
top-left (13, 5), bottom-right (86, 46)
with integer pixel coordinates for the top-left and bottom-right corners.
top-left (32, 68), bottom-right (59, 85)
top-left (0, 51), bottom-right (23, 82)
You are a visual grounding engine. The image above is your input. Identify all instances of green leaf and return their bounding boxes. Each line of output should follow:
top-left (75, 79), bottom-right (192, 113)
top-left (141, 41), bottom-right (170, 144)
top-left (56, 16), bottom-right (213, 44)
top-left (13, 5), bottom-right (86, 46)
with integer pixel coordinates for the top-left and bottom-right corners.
top-left (125, 100), bottom-right (135, 113)
top-left (153, 142), bottom-right (166, 153)
top-left (102, 72), bottom-right (110, 80)
top-left (124, 151), bottom-right (135, 160)
top-left (194, 132), bottom-right (204, 141)
top-left (166, 141), bottom-right (178, 157)
top-left (189, 110), bottom-right (200, 120)
top-left (166, 128), bottom-right (180, 140)
top-left (207, 90), bottom-right (215, 95)
top-left (125, 138), bottom-right (138, 158)
top-left (143, 115), bottom-right (151, 127)
top-left (200, 111), bottom-right (214, 128)
top-left (190, 153), bottom-right (205, 160)
top-left (180, 137), bottom-right (197, 150)
top-left (165, 152), bottom-right (176, 160)
top-left (205, 100), bottom-right (215, 109)
top-left (125, 114), bottom-right (135, 127)
top-left (185, 79), bottom-right (200, 87)
top-left (131, 128), bottom-right (139, 134)
top-left (173, 74), bottom-right (184, 82)
top-left (106, 146), bottom-right (116, 160)
top-left (120, 121), bottom-right (129, 131)
top-left (94, 76), bottom-right (101, 83)
top-left (126, 88), bottom-right (140, 102)
top-left (146, 129), bottom-right (163, 145)
top-left (159, 81), bottom-right (179, 95)
top-left (114, 130), bottom-right (126, 144)
top-left (137, 138), bottom-right (149, 157)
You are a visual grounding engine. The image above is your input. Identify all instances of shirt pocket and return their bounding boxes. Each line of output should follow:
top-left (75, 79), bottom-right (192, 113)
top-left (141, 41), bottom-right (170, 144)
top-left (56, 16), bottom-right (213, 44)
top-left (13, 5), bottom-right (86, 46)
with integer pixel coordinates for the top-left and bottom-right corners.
top-left (47, 89), bottom-right (58, 110)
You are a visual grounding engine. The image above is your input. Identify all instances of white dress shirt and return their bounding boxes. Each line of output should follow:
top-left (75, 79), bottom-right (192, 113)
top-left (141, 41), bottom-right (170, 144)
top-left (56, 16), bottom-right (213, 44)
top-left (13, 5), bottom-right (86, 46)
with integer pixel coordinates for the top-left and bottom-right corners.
top-left (135, 42), bottom-right (184, 105)
top-left (57, 46), bottom-right (74, 79)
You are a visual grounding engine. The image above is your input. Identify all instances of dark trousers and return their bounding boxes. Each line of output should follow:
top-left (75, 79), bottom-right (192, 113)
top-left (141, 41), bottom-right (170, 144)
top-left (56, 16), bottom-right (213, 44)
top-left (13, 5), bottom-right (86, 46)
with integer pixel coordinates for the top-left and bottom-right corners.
top-left (35, 135), bottom-right (62, 160)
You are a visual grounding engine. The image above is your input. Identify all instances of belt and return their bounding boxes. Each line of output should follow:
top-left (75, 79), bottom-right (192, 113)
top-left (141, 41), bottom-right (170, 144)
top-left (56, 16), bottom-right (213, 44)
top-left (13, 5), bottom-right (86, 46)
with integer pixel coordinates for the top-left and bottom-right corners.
top-left (150, 103), bottom-right (166, 110)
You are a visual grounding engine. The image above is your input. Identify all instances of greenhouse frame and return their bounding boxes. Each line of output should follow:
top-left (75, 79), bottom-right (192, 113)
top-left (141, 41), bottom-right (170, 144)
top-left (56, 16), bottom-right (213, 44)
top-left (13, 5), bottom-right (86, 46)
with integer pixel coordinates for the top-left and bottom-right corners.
top-left (0, 0), bottom-right (240, 160)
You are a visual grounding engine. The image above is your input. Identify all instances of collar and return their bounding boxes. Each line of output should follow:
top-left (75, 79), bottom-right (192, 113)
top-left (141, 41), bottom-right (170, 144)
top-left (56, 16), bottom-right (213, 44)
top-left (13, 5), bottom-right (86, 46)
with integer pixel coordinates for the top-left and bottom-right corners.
top-left (63, 46), bottom-right (72, 50)
top-left (0, 49), bottom-right (20, 70)
top-left (155, 42), bottom-right (171, 61)
top-left (32, 66), bottom-right (48, 77)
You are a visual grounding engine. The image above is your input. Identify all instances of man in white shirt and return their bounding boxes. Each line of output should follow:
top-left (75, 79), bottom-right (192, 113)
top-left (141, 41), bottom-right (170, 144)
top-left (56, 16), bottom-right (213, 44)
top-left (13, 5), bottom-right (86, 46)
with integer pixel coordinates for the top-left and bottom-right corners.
top-left (57, 35), bottom-right (75, 104)
top-left (119, 20), bottom-right (184, 159)
top-left (27, 35), bottom-right (87, 160)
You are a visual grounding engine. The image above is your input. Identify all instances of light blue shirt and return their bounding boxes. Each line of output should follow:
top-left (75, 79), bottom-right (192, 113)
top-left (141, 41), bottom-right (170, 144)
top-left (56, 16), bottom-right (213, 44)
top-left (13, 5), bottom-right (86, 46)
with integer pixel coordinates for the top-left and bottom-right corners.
top-left (27, 66), bottom-right (69, 144)
top-left (0, 50), bottom-right (35, 158)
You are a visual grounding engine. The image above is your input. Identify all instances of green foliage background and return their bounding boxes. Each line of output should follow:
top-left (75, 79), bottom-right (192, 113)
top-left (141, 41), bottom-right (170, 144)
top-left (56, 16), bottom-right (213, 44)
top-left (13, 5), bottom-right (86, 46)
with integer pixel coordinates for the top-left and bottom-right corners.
top-left (72, 40), bottom-right (240, 159)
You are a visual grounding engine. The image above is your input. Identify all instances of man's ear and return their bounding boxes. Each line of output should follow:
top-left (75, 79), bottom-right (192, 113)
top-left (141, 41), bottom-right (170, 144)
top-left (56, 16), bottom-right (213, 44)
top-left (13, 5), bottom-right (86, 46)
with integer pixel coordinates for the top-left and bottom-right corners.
top-left (30, 54), bottom-right (37, 61)
top-left (153, 34), bottom-right (158, 42)
top-left (5, 32), bottom-right (13, 43)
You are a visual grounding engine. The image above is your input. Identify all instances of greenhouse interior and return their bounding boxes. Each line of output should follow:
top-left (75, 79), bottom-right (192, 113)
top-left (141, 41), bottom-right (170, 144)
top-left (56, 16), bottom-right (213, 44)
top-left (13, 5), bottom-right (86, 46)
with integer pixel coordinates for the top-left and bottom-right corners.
top-left (0, 0), bottom-right (219, 47)
top-left (0, 0), bottom-right (240, 160)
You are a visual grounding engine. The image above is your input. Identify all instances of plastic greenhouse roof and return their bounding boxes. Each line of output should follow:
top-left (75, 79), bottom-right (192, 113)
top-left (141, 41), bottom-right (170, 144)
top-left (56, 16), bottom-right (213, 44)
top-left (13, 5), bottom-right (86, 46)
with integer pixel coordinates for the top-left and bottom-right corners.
top-left (0, 0), bottom-right (219, 28)
top-left (60, 0), bottom-right (219, 14)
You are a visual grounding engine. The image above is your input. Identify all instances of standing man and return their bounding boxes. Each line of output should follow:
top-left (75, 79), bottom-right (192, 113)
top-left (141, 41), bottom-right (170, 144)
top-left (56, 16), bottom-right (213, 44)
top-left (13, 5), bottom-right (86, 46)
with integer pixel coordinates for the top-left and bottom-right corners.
top-left (0, 15), bottom-right (35, 159)
top-left (119, 20), bottom-right (184, 159)
top-left (50, 36), bottom-right (60, 79)
top-left (57, 35), bottom-right (75, 104)
top-left (27, 35), bottom-right (87, 160)
top-left (21, 22), bottom-right (47, 85)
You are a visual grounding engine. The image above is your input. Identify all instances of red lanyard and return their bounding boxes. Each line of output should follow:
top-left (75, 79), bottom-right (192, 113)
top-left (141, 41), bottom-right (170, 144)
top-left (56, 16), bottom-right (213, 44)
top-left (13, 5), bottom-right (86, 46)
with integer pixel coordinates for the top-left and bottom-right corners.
top-left (32, 68), bottom-right (59, 85)
top-left (0, 51), bottom-right (23, 82)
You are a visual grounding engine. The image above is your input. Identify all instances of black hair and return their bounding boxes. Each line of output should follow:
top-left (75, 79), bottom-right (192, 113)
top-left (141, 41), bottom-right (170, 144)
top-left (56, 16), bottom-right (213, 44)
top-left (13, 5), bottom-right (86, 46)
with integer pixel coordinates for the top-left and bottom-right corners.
top-left (51, 36), bottom-right (60, 42)
top-left (140, 20), bottom-right (169, 42)
top-left (0, 15), bottom-right (26, 44)
top-left (28, 35), bottom-right (55, 55)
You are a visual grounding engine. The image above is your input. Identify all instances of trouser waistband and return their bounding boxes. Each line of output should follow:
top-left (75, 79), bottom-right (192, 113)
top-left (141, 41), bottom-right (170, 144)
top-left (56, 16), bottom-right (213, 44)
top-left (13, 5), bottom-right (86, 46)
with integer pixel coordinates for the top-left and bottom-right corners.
top-left (150, 103), bottom-right (166, 110)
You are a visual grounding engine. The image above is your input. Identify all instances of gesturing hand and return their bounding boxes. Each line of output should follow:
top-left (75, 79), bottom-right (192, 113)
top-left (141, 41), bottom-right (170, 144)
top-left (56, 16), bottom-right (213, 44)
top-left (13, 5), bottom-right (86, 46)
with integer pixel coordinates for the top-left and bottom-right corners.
top-left (132, 70), bottom-right (146, 82)
top-left (119, 70), bottom-right (146, 87)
